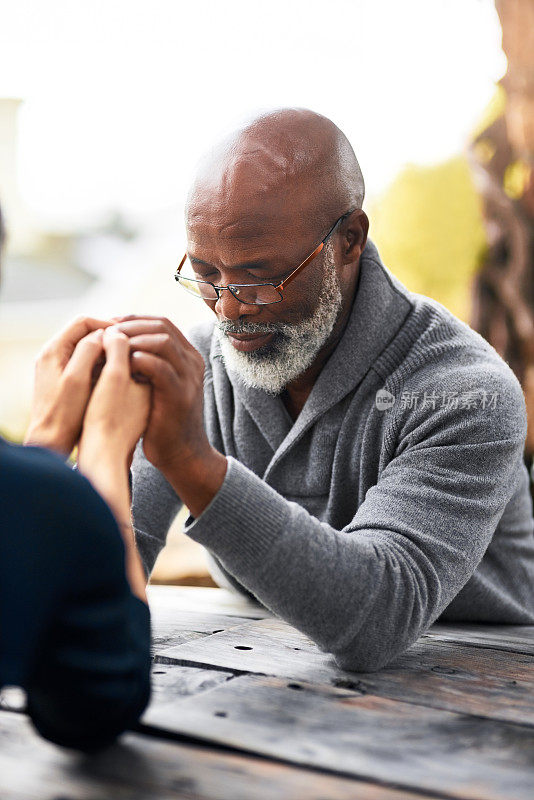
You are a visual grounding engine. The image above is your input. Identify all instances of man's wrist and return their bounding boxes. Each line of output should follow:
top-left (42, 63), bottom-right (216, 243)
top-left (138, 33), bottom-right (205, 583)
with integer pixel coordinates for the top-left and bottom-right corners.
top-left (162, 446), bottom-right (228, 519)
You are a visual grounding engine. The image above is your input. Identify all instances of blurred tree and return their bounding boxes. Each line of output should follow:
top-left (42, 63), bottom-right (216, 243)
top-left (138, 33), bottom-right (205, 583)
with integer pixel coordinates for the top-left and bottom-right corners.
top-left (469, 0), bottom-right (534, 458)
top-left (370, 156), bottom-right (487, 322)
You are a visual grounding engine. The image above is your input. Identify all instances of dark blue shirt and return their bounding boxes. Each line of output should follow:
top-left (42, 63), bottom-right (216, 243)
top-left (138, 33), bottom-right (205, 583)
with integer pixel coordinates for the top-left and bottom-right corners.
top-left (0, 438), bottom-right (151, 749)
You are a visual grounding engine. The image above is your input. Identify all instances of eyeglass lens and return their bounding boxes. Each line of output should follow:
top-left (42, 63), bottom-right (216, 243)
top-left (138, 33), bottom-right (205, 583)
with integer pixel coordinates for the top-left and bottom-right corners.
top-left (177, 257), bottom-right (283, 305)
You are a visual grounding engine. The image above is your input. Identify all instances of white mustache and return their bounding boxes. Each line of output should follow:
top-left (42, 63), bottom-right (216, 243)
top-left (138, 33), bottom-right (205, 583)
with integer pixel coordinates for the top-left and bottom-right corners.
top-left (217, 321), bottom-right (285, 336)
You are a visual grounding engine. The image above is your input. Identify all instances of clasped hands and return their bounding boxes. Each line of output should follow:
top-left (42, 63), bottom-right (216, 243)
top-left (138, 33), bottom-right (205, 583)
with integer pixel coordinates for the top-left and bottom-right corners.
top-left (25, 314), bottom-right (226, 528)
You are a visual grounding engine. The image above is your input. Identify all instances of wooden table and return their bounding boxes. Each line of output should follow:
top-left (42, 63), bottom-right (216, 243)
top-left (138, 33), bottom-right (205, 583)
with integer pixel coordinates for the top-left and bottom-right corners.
top-left (2, 585), bottom-right (534, 799)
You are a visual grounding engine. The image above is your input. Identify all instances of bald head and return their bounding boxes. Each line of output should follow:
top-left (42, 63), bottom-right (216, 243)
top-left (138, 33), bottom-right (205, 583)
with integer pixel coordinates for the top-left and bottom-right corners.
top-left (186, 108), bottom-right (364, 236)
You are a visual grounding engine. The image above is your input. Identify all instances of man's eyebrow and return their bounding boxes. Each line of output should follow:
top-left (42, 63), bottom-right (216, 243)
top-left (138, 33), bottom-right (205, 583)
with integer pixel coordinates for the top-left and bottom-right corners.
top-left (189, 255), bottom-right (272, 270)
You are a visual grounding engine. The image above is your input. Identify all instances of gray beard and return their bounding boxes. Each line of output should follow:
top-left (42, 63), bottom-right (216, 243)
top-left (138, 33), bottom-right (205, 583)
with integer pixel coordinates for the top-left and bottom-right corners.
top-left (215, 241), bottom-right (343, 395)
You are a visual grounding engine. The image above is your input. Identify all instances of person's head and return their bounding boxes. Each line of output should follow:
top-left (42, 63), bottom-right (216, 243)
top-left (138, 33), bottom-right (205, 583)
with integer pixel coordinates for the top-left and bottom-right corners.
top-left (183, 108), bottom-right (369, 394)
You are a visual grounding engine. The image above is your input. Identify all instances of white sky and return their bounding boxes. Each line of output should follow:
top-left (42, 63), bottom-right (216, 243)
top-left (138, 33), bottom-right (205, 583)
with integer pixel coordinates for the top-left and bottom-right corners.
top-left (0, 0), bottom-right (505, 230)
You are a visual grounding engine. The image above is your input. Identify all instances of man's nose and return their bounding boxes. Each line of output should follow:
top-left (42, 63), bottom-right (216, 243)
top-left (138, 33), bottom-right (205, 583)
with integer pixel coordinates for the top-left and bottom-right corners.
top-left (214, 288), bottom-right (261, 321)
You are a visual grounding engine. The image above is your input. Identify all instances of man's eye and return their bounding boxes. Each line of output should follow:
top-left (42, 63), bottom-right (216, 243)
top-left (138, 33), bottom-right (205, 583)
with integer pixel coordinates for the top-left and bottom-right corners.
top-left (195, 271), bottom-right (218, 281)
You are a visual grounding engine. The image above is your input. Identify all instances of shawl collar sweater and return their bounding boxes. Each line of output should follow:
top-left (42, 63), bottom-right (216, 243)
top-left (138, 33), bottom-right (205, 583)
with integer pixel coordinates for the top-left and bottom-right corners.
top-left (132, 241), bottom-right (534, 671)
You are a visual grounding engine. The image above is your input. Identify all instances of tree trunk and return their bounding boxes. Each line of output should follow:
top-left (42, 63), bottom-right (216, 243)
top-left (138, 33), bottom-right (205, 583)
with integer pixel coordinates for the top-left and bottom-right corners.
top-left (469, 0), bottom-right (534, 458)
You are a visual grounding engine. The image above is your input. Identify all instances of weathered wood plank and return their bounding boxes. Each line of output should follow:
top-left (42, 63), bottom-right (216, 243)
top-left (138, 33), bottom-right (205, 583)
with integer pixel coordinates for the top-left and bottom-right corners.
top-left (0, 711), bottom-right (433, 800)
top-left (154, 617), bottom-right (335, 678)
top-left (424, 623), bottom-right (534, 656)
top-left (151, 608), bottom-right (255, 635)
top-left (150, 607), bottom-right (255, 654)
top-left (154, 617), bottom-right (534, 725)
top-left (151, 629), bottom-right (206, 657)
top-left (143, 673), bottom-right (534, 800)
top-left (147, 585), bottom-right (272, 619)
top-left (149, 663), bottom-right (234, 709)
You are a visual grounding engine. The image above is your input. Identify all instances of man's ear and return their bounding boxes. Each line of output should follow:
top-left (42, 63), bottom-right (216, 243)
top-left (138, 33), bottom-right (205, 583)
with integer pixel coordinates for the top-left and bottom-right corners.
top-left (342, 210), bottom-right (369, 264)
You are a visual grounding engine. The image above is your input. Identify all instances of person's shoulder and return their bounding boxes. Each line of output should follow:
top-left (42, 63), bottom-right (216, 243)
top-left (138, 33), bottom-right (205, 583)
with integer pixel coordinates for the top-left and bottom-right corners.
top-left (0, 441), bottom-right (121, 551)
top-left (388, 290), bottom-right (517, 385)
top-left (381, 298), bottom-right (527, 446)
top-left (0, 440), bottom-right (77, 491)
top-left (369, 252), bottom-right (512, 392)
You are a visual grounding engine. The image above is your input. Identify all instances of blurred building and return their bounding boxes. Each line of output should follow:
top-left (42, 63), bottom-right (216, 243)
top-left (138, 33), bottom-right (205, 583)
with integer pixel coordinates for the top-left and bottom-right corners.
top-left (0, 98), bottom-right (34, 253)
top-left (0, 99), bottom-right (96, 438)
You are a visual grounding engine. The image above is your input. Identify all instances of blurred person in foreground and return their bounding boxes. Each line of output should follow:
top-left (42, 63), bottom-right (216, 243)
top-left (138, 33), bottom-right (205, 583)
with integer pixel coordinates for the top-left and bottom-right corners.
top-left (0, 204), bottom-right (151, 749)
top-left (125, 109), bottom-right (531, 671)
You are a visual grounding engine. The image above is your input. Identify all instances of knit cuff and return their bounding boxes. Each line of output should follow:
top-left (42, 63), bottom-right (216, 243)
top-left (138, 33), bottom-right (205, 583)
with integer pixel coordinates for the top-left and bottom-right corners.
top-left (183, 457), bottom-right (289, 570)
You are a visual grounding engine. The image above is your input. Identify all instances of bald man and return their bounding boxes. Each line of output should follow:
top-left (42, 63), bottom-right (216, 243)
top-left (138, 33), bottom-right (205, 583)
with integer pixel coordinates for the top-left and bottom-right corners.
top-left (120, 109), bottom-right (534, 672)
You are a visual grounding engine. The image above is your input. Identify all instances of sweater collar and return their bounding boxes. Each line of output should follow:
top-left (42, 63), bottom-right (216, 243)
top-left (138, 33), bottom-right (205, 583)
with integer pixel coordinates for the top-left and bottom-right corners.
top-left (210, 240), bottom-right (413, 457)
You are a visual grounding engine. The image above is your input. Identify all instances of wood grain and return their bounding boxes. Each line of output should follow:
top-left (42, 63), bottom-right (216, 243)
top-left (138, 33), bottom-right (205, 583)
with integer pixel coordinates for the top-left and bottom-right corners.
top-left (149, 664), bottom-right (234, 710)
top-left (154, 617), bottom-right (534, 725)
top-left (150, 608), bottom-right (253, 654)
top-left (151, 630), bottom-right (206, 657)
top-left (0, 711), bottom-right (433, 800)
top-left (424, 623), bottom-right (534, 656)
top-left (143, 672), bottom-right (534, 800)
top-left (6, 587), bottom-right (531, 799)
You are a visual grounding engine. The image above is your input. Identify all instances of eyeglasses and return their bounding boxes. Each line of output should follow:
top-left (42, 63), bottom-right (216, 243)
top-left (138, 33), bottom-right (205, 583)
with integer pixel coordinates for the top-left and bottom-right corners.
top-left (174, 209), bottom-right (354, 305)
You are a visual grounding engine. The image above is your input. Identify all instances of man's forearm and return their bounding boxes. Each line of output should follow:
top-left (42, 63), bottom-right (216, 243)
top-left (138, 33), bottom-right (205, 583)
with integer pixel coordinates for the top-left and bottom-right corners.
top-left (182, 450), bottom-right (520, 672)
top-left (160, 446), bottom-right (228, 519)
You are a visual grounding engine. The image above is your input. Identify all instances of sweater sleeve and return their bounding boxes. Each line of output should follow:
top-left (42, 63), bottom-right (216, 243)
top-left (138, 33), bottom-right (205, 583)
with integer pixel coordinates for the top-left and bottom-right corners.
top-left (182, 363), bottom-right (528, 672)
top-left (131, 441), bottom-right (184, 578)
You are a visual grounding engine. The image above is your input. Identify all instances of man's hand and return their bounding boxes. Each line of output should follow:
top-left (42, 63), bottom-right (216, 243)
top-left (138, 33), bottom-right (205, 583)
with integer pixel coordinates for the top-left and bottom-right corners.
top-left (113, 316), bottom-right (208, 469)
top-left (25, 316), bottom-right (111, 457)
top-left (114, 315), bottom-right (227, 517)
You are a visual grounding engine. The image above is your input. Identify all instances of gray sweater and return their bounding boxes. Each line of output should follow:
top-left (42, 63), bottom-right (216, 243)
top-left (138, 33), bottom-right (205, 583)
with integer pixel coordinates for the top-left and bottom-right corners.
top-left (132, 241), bottom-right (534, 672)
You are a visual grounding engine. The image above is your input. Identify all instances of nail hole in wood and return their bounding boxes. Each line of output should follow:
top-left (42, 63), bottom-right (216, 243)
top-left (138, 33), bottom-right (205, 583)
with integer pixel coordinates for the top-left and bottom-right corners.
top-left (431, 666), bottom-right (457, 675)
top-left (214, 711), bottom-right (227, 717)
top-left (234, 645), bottom-right (253, 650)
top-left (332, 678), bottom-right (364, 692)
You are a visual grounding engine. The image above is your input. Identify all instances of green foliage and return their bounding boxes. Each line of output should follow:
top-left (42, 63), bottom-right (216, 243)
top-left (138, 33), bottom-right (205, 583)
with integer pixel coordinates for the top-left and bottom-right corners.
top-left (369, 156), bottom-right (488, 322)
